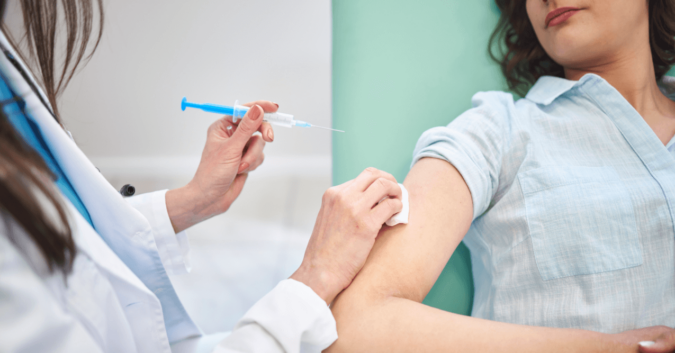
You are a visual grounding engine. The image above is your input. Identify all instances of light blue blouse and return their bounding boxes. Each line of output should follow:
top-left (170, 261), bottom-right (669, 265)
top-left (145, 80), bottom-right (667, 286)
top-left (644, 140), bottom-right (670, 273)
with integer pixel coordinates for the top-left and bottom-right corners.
top-left (413, 73), bottom-right (675, 332)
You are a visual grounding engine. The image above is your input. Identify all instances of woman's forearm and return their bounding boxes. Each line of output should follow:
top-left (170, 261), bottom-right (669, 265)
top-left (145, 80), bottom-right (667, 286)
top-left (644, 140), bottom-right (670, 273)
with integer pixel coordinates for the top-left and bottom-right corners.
top-left (328, 292), bottom-right (620, 352)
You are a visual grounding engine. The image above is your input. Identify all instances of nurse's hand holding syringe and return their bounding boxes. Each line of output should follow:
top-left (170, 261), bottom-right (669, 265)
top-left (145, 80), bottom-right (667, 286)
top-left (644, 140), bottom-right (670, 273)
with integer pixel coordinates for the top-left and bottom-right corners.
top-left (166, 100), bottom-right (276, 233)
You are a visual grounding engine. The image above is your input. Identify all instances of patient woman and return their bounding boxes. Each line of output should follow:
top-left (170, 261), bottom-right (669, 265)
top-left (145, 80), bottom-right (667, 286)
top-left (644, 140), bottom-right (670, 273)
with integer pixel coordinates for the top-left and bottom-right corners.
top-left (328, 0), bottom-right (675, 352)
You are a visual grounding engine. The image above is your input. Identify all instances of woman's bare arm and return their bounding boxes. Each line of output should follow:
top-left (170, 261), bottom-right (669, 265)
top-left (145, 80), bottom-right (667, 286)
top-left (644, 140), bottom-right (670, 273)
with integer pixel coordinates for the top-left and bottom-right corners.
top-left (326, 158), bottom-right (627, 352)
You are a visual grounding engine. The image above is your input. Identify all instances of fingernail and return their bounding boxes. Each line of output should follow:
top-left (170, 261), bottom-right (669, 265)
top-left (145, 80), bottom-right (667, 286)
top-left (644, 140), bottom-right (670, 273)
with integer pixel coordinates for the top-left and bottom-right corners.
top-left (251, 105), bottom-right (262, 120)
top-left (238, 162), bottom-right (249, 173)
top-left (273, 102), bottom-right (279, 108)
top-left (267, 128), bottom-right (274, 141)
top-left (639, 341), bottom-right (656, 347)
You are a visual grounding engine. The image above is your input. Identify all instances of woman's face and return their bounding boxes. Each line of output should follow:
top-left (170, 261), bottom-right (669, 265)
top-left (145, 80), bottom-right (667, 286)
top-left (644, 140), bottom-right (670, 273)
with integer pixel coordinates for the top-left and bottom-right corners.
top-left (526, 0), bottom-right (649, 71)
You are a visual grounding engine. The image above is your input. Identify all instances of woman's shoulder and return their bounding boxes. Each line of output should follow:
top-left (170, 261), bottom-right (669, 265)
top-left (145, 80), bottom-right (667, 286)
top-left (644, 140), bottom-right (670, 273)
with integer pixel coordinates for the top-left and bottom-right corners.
top-left (470, 90), bottom-right (517, 110)
top-left (446, 90), bottom-right (521, 130)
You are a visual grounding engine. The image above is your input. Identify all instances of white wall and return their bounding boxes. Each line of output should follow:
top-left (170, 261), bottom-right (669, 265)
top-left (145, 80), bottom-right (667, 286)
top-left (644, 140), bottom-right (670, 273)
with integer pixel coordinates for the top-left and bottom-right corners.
top-left (55, 0), bottom-right (332, 177)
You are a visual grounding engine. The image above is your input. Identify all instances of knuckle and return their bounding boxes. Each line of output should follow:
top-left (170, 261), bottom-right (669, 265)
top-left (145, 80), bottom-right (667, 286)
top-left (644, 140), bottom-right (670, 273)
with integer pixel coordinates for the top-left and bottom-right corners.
top-left (240, 120), bottom-right (254, 132)
top-left (363, 167), bottom-right (378, 175)
top-left (375, 177), bottom-right (388, 188)
top-left (381, 171), bottom-right (396, 182)
top-left (207, 122), bottom-right (218, 136)
top-left (323, 187), bottom-right (338, 203)
top-left (388, 198), bottom-right (402, 211)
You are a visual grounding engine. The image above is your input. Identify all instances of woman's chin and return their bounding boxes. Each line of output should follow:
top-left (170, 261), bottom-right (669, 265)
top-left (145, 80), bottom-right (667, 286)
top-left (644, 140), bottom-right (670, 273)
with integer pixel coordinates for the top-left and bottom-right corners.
top-left (547, 38), bottom-right (607, 71)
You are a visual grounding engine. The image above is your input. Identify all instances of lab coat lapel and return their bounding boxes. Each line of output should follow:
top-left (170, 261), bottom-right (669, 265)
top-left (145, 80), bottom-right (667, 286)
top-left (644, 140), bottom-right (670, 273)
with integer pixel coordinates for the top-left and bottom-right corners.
top-left (66, 202), bottom-right (173, 353)
top-left (0, 31), bottom-right (201, 342)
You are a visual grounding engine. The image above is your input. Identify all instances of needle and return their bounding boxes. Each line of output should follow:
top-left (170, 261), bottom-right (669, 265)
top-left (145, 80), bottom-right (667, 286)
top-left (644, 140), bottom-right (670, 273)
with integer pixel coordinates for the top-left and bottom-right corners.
top-left (310, 125), bottom-right (345, 133)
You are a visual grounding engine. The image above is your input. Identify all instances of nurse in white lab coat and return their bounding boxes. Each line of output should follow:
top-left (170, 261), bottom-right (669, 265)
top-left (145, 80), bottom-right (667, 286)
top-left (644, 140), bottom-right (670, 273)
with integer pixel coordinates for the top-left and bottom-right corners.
top-left (0, 1), bottom-right (403, 352)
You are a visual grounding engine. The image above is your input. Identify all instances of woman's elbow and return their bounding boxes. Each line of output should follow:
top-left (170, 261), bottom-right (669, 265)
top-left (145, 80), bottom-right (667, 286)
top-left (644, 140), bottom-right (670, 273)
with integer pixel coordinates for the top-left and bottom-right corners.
top-left (327, 294), bottom-right (369, 351)
top-left (328, 286), bottom-right (404, 352)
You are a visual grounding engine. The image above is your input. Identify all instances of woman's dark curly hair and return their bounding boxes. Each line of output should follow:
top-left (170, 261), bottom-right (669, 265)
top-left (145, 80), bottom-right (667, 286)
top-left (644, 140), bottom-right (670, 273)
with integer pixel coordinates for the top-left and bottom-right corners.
top-left (489, 0), bottom-right (675, 96)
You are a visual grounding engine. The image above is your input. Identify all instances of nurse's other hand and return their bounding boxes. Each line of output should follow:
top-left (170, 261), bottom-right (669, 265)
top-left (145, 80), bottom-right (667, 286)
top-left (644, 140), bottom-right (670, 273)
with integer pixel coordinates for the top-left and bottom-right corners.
top-left (166, 101), bottom-right (277, 233)
top-left (612, 326), bottom-right (675, 353)
top-left (290, 168), bottom-right (403, 305)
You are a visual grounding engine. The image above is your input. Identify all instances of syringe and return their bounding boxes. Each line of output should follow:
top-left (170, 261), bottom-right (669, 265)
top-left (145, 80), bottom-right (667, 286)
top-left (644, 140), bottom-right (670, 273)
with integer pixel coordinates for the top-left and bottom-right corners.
top-left (181, 98), bottom-right (344, 132)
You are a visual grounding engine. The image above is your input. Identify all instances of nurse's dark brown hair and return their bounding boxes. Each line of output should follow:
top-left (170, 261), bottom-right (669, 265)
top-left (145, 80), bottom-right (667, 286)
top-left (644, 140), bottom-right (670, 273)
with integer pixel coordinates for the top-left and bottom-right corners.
top-left (0, 0), bottom-right (104, 274)
top-left (489, 0), bottom-right (675, 96)
top-left (2, 0), bottom-right (104, 120)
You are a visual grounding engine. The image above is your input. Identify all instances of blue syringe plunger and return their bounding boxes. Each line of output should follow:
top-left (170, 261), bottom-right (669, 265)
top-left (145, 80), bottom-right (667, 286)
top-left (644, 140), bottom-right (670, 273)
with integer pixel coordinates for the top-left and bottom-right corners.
top-left (181, 97), bottom-right (241, 117)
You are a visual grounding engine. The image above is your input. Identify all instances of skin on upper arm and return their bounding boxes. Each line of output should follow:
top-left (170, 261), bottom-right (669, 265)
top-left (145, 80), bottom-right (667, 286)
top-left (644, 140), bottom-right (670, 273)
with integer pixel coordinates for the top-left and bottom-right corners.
top-left (329, 157), bottom-right (474, 343)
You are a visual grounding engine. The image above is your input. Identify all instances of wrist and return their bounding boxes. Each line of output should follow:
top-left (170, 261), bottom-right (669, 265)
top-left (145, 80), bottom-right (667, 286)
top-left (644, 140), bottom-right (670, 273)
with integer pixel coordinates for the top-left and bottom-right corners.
top-left (290, 263), bottom-right (340, 305)
top-left (166, 184), bottom-right (210, 233)
top-left (598, 332), bottom-right (631, 353)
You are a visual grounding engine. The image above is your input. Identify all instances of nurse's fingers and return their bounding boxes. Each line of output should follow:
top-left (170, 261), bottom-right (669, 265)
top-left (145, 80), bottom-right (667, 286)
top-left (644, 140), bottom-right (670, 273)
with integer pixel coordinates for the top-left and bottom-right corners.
top-left (363, 178), bottom-right (402, 209)
top-left (241, 100), bottom-right (279, 113)
top-left (223, 115), bottom-right (273, 142)
top-left (222, 101), bottom-right (275, 142)
top-left (348, 167), bottom-right (398, 193)
top-left (230, 105), bottom-right (264, 151)
top-left (238, 135), bottom-right (266, 173)
top-left (371, 197), bottom-right (403, 227)
top-left (223, 101), bottom-right (277, 125)
top-left (259, 122), bottom-right (274, 142)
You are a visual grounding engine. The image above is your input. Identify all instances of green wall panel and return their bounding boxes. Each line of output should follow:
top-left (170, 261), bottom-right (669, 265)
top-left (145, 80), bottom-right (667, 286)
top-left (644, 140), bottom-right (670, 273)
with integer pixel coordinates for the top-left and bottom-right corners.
top-left (333, 0), bottom-right (505, 184)
top-left (332, 0), bottom-right (505, 315)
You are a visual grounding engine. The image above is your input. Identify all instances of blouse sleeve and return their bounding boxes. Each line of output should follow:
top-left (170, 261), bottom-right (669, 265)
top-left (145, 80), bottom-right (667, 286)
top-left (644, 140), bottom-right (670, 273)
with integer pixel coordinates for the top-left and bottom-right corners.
top-left (412, 91), bottom-right (515, 220)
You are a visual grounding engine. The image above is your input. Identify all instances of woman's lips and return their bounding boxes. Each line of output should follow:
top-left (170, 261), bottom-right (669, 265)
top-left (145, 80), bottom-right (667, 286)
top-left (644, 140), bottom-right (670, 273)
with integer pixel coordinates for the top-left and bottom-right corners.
top-left (545, 7), bottom-right (581, 28)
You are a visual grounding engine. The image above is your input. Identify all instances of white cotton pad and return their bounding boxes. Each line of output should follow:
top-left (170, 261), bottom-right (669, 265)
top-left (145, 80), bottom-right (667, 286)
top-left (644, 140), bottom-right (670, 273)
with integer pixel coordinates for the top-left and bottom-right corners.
top-left (385, 183), bottom-right (409, 226)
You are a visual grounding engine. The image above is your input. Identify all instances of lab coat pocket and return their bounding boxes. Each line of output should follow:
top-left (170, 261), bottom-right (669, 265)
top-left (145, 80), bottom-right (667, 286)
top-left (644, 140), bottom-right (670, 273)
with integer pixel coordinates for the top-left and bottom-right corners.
top-left (518, 166), bottom-right (642, 281)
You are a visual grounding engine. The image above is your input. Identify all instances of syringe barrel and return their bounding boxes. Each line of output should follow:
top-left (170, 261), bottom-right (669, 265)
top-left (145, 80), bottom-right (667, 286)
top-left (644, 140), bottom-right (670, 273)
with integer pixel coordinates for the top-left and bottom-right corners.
top-left (263, 112), bottom-right (294, 128)
top-left (227, 100), bottom-right (294, 128)
top-left (232, 101), bottom-right (248, 123)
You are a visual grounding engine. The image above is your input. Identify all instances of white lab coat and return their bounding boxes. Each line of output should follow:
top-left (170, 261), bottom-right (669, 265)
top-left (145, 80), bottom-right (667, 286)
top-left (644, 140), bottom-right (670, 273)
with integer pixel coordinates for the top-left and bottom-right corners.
top-left (0, 30), bottom-right (337, 353)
